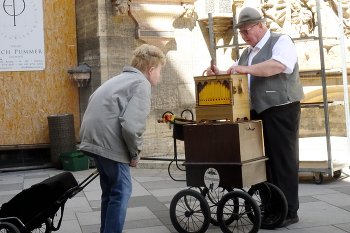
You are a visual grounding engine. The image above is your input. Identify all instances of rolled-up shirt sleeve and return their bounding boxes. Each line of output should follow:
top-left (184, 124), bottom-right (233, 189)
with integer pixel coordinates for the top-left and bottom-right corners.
top-left (271, 35), bottom-right (297, 74)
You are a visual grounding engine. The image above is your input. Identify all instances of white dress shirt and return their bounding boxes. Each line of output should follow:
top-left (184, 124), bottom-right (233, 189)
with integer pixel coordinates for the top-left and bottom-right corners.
top-left (232, 30), bottom-right (298, 109)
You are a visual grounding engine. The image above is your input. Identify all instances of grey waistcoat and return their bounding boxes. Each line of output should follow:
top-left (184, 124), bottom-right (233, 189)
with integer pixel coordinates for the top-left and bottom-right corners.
top-left (238, 32), bottom-right (305, 114)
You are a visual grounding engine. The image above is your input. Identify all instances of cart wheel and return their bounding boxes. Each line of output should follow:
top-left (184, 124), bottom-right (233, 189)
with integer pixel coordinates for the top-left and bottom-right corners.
top-left (170, 189), bottom-right (211, 233)
top-left (202, 187), bottom-right (234, 226)
top-left (333, 169), bottom-right (342, 179)
top-left (31, 218), bottom-right (52, 233)
top-left (248, 182), bottom-right (288, 229)
top-left (217, 191), bottom-right (261, 233)
top-left (0, 222), bottom-right (20, 233)
top-left (313, 172), bottom-right (324, 184)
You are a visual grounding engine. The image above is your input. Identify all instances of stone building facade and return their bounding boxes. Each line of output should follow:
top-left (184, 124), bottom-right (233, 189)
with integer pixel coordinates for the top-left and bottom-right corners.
top-left (76, 0), bottom-right (350, 157)
top-left (1, 0), bottom-right (350, 168)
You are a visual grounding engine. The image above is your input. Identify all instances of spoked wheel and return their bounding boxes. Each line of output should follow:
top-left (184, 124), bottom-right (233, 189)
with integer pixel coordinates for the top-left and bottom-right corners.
top-left (0, 222), bottom-right (20, 233)
top-left (248, 182), bottom-right (288, 229)
top-left (217, 191), bottom-right (261, 233)
top-left (31, 218), bottom-right (52, 233)
top-left (202, 187), bottom-right (234, 226)
top-left (170, 189), bottom-right (211, 233)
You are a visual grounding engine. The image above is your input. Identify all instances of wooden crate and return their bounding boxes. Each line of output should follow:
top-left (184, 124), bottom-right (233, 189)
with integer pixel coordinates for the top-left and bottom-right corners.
top-left (194, 74), bottom-right (249, 122)
top-left (183, 120), bottom-right (265, 163)
top-left (184, 157), bottom-right (268, 188)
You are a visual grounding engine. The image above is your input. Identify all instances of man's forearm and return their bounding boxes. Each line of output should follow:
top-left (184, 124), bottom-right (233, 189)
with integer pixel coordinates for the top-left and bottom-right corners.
top-left (246, 59), bottom-right (287, 77)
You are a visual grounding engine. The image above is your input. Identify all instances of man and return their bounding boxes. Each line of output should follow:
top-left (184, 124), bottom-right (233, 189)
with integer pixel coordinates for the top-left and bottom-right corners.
top-left (207, 7), bottom-right (304, 227)
top-left (78, 44), bottom-right (166, 233)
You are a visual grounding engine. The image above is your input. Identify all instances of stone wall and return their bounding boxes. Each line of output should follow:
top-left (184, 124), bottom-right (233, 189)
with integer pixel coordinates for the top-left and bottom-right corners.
top-left (76, 0), bottom-right (213, 156)
top-left (75, 0), bottom-right (350, 157)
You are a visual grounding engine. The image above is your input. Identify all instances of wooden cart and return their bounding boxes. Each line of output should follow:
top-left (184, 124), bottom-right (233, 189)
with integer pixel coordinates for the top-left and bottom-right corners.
top-left (169, 120), bottom-right (288, 233)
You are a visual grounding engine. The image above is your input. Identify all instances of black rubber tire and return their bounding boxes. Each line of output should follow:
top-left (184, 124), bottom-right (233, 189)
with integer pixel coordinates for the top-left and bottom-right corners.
top-left (202, 187), bottom-right (234, 226)
top-left (217, 191), bottom-right (261, 233)
top-left (0, 222), bottom-right (20, 233)
top-left (31, 218), bottom-right (52, 233)
top-left (170, 189), bottom-right (211, 233)
top-left (333, 170), bottom-right (342, 178)
top-left (313, 173), bottom-right (324, 184)
top-left (248, 182), bottom-right (288, 229)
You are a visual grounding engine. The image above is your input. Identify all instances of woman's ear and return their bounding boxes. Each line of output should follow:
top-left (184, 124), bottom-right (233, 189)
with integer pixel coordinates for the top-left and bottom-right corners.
top-left (148, 67), bottom-right (155, 76)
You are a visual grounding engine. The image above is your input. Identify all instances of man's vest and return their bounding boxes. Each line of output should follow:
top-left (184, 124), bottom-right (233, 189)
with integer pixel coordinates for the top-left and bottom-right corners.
top-left (238, 32), bottom-right (305, 113)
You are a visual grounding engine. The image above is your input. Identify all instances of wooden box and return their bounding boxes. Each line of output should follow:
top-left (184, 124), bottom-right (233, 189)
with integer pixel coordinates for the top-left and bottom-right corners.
top-left (194, 74), bottom-right (249, 122)
top-left (184, 157), bottom-right (268, 188)
top-left (183, 120), bottom-right (265, 163)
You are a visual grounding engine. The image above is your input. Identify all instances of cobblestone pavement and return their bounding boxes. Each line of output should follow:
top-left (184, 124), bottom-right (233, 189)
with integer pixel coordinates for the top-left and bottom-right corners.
top-left (1, 160), bottom-right (350, 233)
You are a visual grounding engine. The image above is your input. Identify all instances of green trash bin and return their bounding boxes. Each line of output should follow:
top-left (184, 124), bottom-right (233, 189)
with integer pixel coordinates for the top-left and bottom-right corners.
top-left (59, 151), bottom-right (89, 171)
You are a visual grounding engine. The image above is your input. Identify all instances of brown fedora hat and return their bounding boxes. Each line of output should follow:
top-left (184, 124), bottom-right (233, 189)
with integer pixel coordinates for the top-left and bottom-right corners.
top-left (234, 7), bottom-right (267, 28)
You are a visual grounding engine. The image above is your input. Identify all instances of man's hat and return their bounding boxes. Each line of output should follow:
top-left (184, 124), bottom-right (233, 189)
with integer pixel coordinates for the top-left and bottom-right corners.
top-left (234, 7), bottom-right (267, 28)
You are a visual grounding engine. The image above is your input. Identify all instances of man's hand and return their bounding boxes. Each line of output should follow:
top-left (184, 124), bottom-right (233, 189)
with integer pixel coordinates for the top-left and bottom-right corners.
top-left (206, 65), bottom-right (223, 76)
top-left (129, 156), bottom-right (140, 167)
top-left (227, 65), bottom-right (248, 74)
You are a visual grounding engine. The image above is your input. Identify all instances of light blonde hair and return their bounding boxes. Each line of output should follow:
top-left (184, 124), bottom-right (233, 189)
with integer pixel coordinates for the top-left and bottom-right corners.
top-left (131, 44), bottom-right (166, 73)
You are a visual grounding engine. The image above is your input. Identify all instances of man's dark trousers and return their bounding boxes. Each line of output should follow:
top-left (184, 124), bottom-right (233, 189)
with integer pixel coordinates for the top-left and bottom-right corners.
top-left (250, 101), bottom-right (301, 217)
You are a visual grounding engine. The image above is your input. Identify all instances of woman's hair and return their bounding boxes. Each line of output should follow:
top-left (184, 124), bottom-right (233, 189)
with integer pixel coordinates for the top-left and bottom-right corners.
top-left (131, 44), bottom-right (166, 72)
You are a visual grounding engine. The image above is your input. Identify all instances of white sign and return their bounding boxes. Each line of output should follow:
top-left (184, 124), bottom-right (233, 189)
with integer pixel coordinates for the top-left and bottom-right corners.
top-left (204, 168), bottom-right (220, 190)
top-left (0, 0), bottom-right (45, 71)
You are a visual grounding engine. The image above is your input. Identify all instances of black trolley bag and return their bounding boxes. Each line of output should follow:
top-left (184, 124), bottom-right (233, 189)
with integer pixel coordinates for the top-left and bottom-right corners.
top-left (0, 171), bottom-right (78, 232)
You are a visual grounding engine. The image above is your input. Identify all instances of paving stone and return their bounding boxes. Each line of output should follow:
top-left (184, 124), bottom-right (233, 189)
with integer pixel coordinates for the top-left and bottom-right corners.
top-left (330, 186), bottom-right (350, 195)
top-left (124, 218), bottom-right (164, 229)
top-left (131, 177), bottom-right (151, 197)
top-left (84, 190), bottom-right (101, 201)
top-left (77, 211), bottom-right (101, 226)
top-left (123, 226), bottom-right (171, 233)
top-left (59, 219), bottom-right (83, 233)
top-left (2, 165), bottom-right (350, 233)
top-left (152, 210), bottom-right (172, 226)
top-left (313, 192), bottom-right (350, 207)
top-left (0, 176), bottom-right (23, 185)
top-left (334, 222), bottom-right (350, 233)
top-left (299, 195), bottom-right (319, 203)
top-left (125, 206), bottom-right (157, 222)
top-left (81, 224), bottom-right (100, 233)
top-left (128, 195), bottom-right (168, 212)
top-left (288, 201), bottom-right (350, 229)
top-left (139, 180), bottom-right (186, 191)
top-left (24, 174), bottom-right (50, 179)
top-left (0, 183), bottom-right (22, 192)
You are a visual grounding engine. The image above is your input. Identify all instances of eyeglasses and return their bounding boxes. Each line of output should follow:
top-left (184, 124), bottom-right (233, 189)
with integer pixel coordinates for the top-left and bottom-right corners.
top-left (238, 23), bottom-right (259, 36)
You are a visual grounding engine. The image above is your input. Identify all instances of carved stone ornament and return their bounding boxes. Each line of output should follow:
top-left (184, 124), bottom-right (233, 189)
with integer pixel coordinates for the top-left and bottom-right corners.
top-left (110, 0), bottom-right (131, 16)
top-left (182, 4), bottom-right (196, 18)
top-left (129, 1), bottom-right (196, 49)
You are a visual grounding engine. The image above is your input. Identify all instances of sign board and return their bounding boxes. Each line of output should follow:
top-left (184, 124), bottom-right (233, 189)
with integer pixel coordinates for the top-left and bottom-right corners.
top-left (204, 167), bottom-right (220, 190)
top-left (0, 0), bottom-right (45, 71)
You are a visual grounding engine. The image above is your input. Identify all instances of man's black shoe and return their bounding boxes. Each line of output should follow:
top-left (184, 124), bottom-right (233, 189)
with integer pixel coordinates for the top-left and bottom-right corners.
top-left (278, 215), bottom-right (299, 228)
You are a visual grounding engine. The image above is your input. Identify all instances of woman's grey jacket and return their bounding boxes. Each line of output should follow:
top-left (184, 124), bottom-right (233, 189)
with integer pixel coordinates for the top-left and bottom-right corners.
top-left (78, 66), bottom-right (151, 163)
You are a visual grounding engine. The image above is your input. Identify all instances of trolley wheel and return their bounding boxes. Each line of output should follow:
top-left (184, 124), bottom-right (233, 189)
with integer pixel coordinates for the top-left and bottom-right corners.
top-left (313, 172), bottom-right (324, 184)
top-left (202, 187), bottom-right (234, 226)
top-left (248, 182), bottom-right (288, 229)
top-left (217, 191), bottom-right (261, 233)
top-left (0, 222), bottom-right (20, 233)
top-left (333, 169), bottom-right (342, 178)
top-left (31, 218), bottom-right (52, 233)
top-left (170, 189), bottom-right (211, 233)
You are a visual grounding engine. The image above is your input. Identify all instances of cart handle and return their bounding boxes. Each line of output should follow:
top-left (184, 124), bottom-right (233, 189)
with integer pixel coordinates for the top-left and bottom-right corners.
top-left (181, 109), bottom-right (194, 120)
